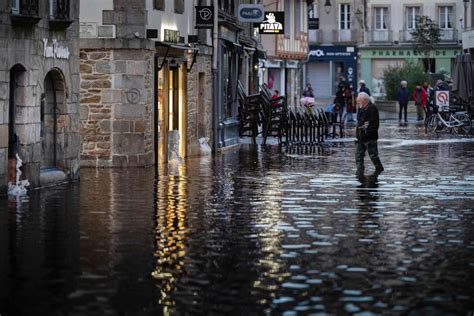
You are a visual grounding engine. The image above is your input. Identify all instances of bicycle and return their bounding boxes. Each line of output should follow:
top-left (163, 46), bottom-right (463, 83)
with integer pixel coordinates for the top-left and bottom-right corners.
top-left (426, 105), bottom-right (472, 135)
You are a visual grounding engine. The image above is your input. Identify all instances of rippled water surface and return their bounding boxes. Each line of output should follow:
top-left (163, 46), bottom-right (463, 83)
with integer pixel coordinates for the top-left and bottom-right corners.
top-left (1, 123), bottom-right (474, 315)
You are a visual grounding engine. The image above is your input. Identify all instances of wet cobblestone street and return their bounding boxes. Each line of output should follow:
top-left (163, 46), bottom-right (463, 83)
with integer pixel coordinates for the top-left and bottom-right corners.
top-left (1, 122), bottom-right (474, 315)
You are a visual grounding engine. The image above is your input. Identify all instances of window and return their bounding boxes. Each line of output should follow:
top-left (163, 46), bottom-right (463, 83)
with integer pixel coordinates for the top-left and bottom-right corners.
top-left (374, 7), bottom-right (388, 30)
top-left (174, 0), bottom-right (184, 14)
top-left (406, 6), bottom-right (420, 29)
top-left (295, 0), bottom-right (301, 34)
top-left (11, 0), bottom-right (40, 16)
top-left (218, 0), bottom-right (235, 15)
top-left (154, 0), bottom-right (165, 10)
top-left (11, 0), bottom-right (20, 14)
top-left (308, 2), bottom-right (318, 19)
top-left (285, 0), bottom-right (291, 32)
top-left (50, 0), bottom-right (69, 20)
top-left (439, 6), bottom-right (453, 29)
top-left (340, 4), bottom-right (351, 30)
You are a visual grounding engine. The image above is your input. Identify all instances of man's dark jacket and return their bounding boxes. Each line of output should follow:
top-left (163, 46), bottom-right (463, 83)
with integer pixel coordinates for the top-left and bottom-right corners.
top-left (356, 103), bottom-right (379, 142)
top-left (396, 87), bottom-right (409, 104)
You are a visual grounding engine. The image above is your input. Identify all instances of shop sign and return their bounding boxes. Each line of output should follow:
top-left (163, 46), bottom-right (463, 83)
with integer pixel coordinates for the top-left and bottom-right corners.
top-left (195, 6), bottom-right (214, 29)
top-left (265, 60), bottom-right (283, 68)
top-left (370, 49), bottom-right (460, 57)
top-left (258, 12), bottom-right (285, 34)
top-left (238, 4), bottom-right (265, 23)
top-left (43, 39), bottom-right (70, 60)
top-left (308, 46), bottom-right (356, 60)
top-left (308, 18), bottom-right (319, 29)
top-left (164, 29), bottom-right (180, 43)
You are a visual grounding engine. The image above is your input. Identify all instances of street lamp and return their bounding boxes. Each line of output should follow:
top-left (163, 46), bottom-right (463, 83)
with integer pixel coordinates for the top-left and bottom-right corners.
top-left (324, 0), bottom-right (332, 15)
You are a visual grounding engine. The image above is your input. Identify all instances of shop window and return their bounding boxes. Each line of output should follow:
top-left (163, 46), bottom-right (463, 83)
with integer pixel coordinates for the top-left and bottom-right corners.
top-left (174, 0), bottom-right (184, 14)
top-left (154, 0), bottom-right (165, 11)
top-left (223, 46), bottom-right (234, 118)
top-left (421, 58), bottom-right (436, 74)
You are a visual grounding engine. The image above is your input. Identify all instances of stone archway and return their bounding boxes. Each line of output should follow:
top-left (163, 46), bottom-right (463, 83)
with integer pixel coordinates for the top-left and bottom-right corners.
top-left (8, 64), bottom-right (27, 183)
top-left (42, 69), bottom-right (67, 170)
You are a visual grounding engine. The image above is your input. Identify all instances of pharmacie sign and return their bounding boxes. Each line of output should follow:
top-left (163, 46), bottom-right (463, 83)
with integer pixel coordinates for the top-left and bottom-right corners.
top-left (370, 49), bottom-right (460, 57)
top-left (43, 39), bottom-right (70, 60)
top-left (258, 12), bottom-right (284, 34)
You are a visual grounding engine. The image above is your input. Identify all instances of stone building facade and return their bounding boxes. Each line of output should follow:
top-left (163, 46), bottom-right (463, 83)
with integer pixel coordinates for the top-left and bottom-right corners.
top-left (0, 0), bottom-right (81, 194)
top-left (79, 42), bottom-right (155, 167)
top-left (79, 0), bottom-right (214, 166)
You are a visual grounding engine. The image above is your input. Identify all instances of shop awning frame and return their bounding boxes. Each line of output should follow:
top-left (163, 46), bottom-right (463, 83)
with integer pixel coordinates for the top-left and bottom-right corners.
top-left (155, 41), bottom-right (199, 73)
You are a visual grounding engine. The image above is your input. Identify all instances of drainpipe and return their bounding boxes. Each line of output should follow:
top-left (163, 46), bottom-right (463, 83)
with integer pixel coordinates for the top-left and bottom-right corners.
top-left (212, 0), bottom-right (219, 151)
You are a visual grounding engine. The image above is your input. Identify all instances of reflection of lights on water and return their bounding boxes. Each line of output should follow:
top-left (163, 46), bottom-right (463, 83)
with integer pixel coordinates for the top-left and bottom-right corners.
top-left (152, 164), bottom-right (188, 307)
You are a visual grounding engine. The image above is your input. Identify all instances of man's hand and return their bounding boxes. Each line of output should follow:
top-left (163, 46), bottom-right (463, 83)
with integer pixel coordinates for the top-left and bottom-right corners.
top-left (362, 121), bottom-right (369, 129)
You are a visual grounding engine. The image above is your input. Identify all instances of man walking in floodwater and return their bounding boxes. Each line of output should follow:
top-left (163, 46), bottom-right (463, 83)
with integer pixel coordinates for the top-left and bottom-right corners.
top-left (355, 92), bottom-right (384, 176)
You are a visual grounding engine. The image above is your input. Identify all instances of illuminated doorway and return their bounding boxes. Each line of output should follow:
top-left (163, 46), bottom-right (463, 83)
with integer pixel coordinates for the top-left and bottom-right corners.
top-left (157, 62), bottom-right (187, 163)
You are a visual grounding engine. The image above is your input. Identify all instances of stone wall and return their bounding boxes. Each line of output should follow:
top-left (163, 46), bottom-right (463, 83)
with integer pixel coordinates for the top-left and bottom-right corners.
top-left (186, 48), bottom-right (214, 157)
top-left (0, 1), bottom-right (81, 194)
top-left (79, 44), bottom-right (154, 167)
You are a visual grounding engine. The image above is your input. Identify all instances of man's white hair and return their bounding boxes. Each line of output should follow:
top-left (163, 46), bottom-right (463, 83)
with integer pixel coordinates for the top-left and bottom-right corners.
top-left (358, 92), bottom-right (371, 103)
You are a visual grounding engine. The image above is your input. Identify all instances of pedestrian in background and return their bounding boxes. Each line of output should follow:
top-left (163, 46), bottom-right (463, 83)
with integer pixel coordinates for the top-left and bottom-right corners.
top-left (396, 80), bottom-right (409, 124)
top-left (355, 92), bottom-right (384, 176)
top-left (303, 83), bottom-right (314, 97)
top-left (358, 80), bottom-right (371, 96)
top-left (272, 90), bottom-right (279, 99)
top-left (412, 83), bottom-right (427, 121)
top-left (334, 85), bottom-right (346, 123)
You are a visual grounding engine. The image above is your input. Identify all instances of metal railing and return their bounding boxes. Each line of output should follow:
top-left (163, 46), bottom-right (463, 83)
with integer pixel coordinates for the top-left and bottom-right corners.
top-left (399, 29), bottom-right (415, 42)
top-left (332, 29), bottom-right (358, 43)
top-left (308, 30), bottom-right (321, 43)
top-left (367, 30), bottom-right (393, 43)
top-left (439, 29), bottom-right (458, 42)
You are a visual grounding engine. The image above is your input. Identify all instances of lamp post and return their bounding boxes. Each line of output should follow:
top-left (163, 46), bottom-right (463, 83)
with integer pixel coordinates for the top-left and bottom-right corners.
top-left (324, 0), bottom-right (332, 15)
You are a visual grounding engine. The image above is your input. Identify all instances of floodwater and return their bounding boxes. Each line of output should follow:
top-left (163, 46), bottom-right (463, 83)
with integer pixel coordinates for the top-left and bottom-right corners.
top-left (1, 123), bottom-right (474, 315)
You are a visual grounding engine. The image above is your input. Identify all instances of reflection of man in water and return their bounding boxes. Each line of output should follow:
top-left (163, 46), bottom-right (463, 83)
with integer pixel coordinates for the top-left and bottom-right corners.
top-left (356, 173), bottom-right (379, 209)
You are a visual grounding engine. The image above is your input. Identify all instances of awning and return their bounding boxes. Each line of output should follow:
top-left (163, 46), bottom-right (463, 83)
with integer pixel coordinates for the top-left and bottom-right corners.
top-left (155, 41), bottom-right (198, 52)
top-left (155, 41), bottom-right (199, 73)
top-left (243, 46), bottom-right (256, 52)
